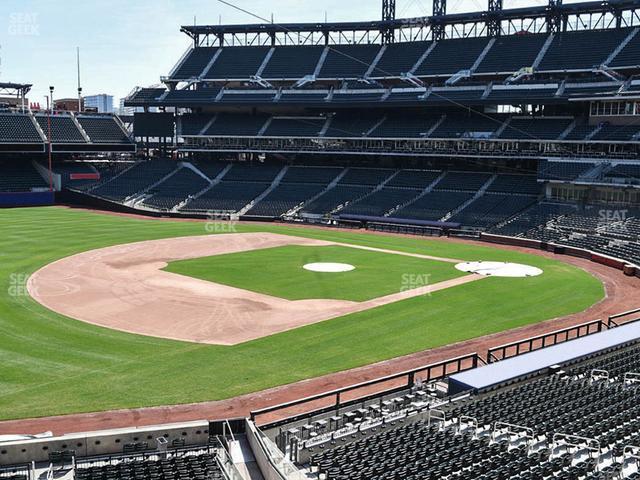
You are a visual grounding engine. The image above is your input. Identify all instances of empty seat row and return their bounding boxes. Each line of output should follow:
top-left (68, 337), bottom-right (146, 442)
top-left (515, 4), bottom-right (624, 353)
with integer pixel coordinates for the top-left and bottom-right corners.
top-left (166, 27), bottom-right (640, 83)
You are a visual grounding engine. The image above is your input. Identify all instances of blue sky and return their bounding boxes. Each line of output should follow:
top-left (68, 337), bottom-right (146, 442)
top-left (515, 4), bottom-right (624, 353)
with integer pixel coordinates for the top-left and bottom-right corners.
top-left (0, 0), bottom-right (545, 106)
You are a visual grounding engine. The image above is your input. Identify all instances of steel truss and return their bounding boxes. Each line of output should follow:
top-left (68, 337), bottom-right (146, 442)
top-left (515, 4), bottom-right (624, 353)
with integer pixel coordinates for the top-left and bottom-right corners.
top-left (487, 0), bottom-right (503, 37)
top-left (382, 0), bottom-right (396, 43)
top-left (182, 0), bottom-right (640, 46)
top-left (0, 82), bottom-right (32, 110)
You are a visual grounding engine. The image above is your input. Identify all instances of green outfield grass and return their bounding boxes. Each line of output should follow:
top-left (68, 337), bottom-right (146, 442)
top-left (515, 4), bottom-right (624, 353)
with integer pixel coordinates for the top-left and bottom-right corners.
top-left (164, 244), bottom-right (466, 301)
top-left (0, 207), bottom-right (604, 421)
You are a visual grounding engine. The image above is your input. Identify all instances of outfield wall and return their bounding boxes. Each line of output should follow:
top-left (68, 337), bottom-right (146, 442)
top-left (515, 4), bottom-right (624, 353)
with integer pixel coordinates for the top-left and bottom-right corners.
top-left (0, 192), bottom-right (54, 208)
top-left (53, 197), bottom-right (640, 278)
top-left (479, 233), bottom-right (639, 278)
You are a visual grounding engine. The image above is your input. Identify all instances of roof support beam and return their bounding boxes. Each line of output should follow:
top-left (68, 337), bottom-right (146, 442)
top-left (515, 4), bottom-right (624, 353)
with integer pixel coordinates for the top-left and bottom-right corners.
top-left (547, 0), bottom-right (564, 33)
top-left (180, 0), bottom-right (640, 45)
top-left (487, 0), bottom-right (503, 36)
top-left (382, 0), bottom-right (396, 44)
top-left (432, 0), bottom-right (447, 40)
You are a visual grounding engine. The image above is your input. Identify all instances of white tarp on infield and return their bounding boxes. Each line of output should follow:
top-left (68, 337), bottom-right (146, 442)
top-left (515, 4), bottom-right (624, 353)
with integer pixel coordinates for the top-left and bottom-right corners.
top-left (303, 262), bottom-right (356, 273)
top-left (455, 261), bottom-right (543, 278)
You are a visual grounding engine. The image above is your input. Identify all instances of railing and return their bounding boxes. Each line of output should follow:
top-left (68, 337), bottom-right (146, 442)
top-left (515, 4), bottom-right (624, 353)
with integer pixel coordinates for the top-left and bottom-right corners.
top-left (624, 372), bottom-right (640, 385)
top-left (366, 221), bottom-right (443, 237)
top-left (179, 135), bottom-right (640, 160)
top-left (552, 433), bottom-right (601, 460)
top-left (608, 307), bottom-right (640, 327)
top-left (211, 437), bottom-right (244, 480)
top-left (487, 319), bottom-right (608, 363)
top-left (492, 422), bottom-right (534, 449)
top-left (253, 307), bottom-right (640, 426)
top-left (245, 420), bottom-right (306, 480)
top-left (250, 352), bottom-right (482, 427)
top-left (74, 445), bottom-right (215, 470)
top-left (623, 445), bottom-right (640, 463)
top-left (0, 463), bottom-right (33, 479)
top-left (218, 419), bottom-right (237, 444)
top-left (449, 228), bottom-right (482, 239)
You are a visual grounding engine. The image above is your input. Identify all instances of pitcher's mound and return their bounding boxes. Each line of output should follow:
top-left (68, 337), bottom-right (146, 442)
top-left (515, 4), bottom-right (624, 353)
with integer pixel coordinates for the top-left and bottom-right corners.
top-left (455, 261), bottom-right (543, 278)
top-left (303, 262), bottom-right (356, 273)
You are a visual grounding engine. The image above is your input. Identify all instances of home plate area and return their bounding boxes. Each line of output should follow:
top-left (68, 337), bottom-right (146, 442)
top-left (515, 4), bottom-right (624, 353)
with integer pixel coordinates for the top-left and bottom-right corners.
top-left (28, 232), bottom-right (494, 345)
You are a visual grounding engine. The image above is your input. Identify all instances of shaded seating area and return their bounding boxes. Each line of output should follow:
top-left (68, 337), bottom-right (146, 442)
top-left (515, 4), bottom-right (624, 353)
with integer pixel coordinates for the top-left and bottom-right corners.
top-left (35, 114), bottom-right (85, 143)
top-left (0, 113), bottom-right (43, 143)
top-left (182, 181), bottom-right (269, 213)
top-left (202, 46), bottom-right (270, 79)
top-left (76, 116), bottom-right (130, 143)
top-left (170, 47), bottom-right (217, 79)
top-left (142, 168), bottom-right (210, 211)
top-left (91, 160), bottom-right (177, 202)
top-left (340, 188), bottom-right (422, 217)
top-left (246, 183), bottom-right (326, 217)
top-left (301, 185), bottom-right (374, 215)
top-left (394, 190), bottom-right (474, 221)
top-left (0, 160), bottom-right (48, 192)
top-left (449, 193), bottom-right (538, 228)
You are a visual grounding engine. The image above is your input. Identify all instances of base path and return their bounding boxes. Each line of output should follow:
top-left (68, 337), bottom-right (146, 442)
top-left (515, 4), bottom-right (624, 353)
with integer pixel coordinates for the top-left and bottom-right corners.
top-left (28, 232), bottom-right (482, 345)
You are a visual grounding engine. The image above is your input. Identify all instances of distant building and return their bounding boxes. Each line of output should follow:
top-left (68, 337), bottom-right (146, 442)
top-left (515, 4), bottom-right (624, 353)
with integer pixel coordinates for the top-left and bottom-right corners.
top-left (0, 95), bottom-right (28, 109)
top-left (84, 94), bottom-right (114, 113)
top-left (54, 98), bottom-right (84, 112)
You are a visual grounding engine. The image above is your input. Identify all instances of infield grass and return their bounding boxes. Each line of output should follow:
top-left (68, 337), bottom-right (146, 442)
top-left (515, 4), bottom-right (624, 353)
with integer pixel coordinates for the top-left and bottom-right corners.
top-left (164, 244), bottom-right (466, 301)
top-left (0, 207), bottom-right (604, 420)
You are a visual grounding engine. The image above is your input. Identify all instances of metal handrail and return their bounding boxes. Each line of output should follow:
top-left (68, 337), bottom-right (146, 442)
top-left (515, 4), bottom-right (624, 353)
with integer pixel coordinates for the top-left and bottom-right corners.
top-left (211, 437), bottom-right (244, 480)
top-left (250, 352), bottom-right (481, 424)
top-left (608, 307), bottom-right (640, 327)
top-left (487, 319), bottom-right (607, 363)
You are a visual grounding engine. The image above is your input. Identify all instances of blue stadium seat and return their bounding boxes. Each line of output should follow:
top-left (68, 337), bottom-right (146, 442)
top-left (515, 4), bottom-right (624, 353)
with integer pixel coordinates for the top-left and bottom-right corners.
top-left (414, 37), bottom-right (489, 76)
top-left (476, 33), bottom-right (548, 73)
top-left (170, 47), bottom-right (218, 79)
top-left (318, 45), bottom-right (381, 79)
top-left (0, 113), bottom-right (43, 143)
top-left (203, 46), bottom-right (270, 79)
top-left (537, 28), bottom-right (631, 71)
top-left (261, 45), bottom-right (325, 79)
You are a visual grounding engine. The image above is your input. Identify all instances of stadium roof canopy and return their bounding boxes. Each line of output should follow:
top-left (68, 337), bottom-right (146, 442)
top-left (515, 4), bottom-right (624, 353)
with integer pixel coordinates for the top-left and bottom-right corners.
top-left (0, 82), bottom-right (32, 96)
top-left (182, 0), bottom-right (640, 45)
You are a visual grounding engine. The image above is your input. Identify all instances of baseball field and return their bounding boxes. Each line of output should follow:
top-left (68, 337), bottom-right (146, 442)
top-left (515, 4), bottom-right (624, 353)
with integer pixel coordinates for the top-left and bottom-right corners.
top-left (0, 206), bottom-right (604, 421)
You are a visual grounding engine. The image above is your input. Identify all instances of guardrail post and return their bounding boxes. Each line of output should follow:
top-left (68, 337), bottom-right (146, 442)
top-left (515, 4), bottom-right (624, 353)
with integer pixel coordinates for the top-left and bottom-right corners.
top-left (487, 350), bottom-right (500, 364)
